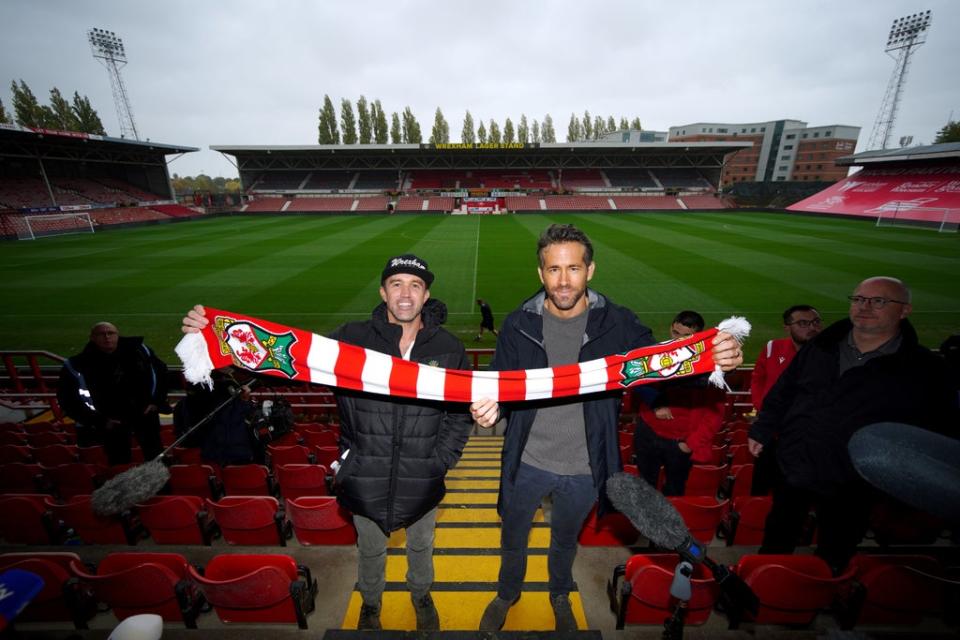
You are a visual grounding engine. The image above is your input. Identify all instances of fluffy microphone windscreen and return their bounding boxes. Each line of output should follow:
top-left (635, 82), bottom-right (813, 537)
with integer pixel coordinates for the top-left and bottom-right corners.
top-left (848, 422), bottom-right (960, 523)
top-left (91, 459), bottom-right (171, 516)
top-left (605, 472), bottom-right (688, 548)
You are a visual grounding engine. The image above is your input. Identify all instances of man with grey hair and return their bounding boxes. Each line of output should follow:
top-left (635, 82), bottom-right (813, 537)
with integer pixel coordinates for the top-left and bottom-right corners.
top-left (748, 276), bottom-right (957, 572)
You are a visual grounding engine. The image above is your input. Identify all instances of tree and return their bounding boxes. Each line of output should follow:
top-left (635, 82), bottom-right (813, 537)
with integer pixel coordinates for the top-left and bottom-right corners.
top-left (357, 96), bottom-right (372, 144)
top-left (48, 88), bottom-right (79, 130)
top-left (582, 110), bottom-right (593, 140)
top-left (461, 110), bottom-right (475, 143)
top-left (318, 95), bottom-right (339, 144)
top-left (0, 98), bottom-right (9, 124)
top-left (531, 119), bottom-right (540, 143)
top-left (390, 112), bottom-right (403, 143)
top-left (402, 106), bottom-right (422, 143)
top-left (373, 99), bottom-right (388, 143)
top-left (477, 121), bottom-right (487, 144)
top-left (542, 114), bottom-right (556, 143)
top-left (518, 114), bottom-right (529, 143)
top-left (11, 80), bottom-right (44, 127)
top-left (567, 113), bottom-right (581, 142)
top-left (71, 92), bottom-right (105, 134)
top-left (503, 117), bottom-right (515, 143)
top-left (340, 98), bottom-right (357, 144)
top-left (488, 119), bottom-right (501, 143)
top-left (630, 117), bottom-right (642, 130)
top-left (594, 115), bottom-right (604, 139)
top-left (619, 116), bottom-right (629, 130)
top-left (934, 120), bottom-right (960, 143)
top-left (607, 115), bottom-right (616, 132)
top-left (430, 107), bottom-right (449, 144)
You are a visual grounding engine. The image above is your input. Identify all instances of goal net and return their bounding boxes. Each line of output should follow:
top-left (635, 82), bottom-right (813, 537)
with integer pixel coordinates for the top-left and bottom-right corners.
top-left (17, 212), bottom-right (96, 240)
top-left (875, 205), bottom-right (960, 233)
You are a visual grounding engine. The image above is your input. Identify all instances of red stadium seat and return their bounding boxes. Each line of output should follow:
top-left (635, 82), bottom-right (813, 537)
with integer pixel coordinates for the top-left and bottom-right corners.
top-left (31, 444), bottom-right (79, 466)
top-left (170, 446), bottom-right (204, 466)
top-left (719, 463), bottom-right (755, 499)
top-left (45, 463), bottom-right (104, 499)
top-left (726, 443), bottom-right (754, 467)
top-left (138, 495), bottom-right (218, 545)
top-left (0, 444), bottom-right (31, 463)
top-left (0, 431), bottom-right (27, 446)
top-left (0, 552), bottom-right (94, 626)
top-left (69, 552), bottom-right (203, 627)
top-left (266, 444), bottom-right (313, 470)
top-left (846, 554), bottom-right (946, 625)
top-left (0, 462), bottom-right (47, 493)
top-left (78, 445), bottom-right (109, 467)
top-left (168, 464), bottom-right (223, 499)
top-left (717, 496), bottom-right (772, 546)
top-left (24, 431), bottom-right (70, 447)
top-left (0, 493), bottom-right (58, 544)
top-left (312, 446), bottom-right (338, 469)
top-left (275, 464), bottom-right (329, 500)
top-left (222, 464), bottom-right (275, 496)
top-left (684, 464), bottom-right (727, 497)
top-left (668, 497), bottom-right (729, 544)
top-left (298, 430), bottom-right (338, 448)
top-left (206, 496), bottom-right (290, 546)
top-left (285, 496), bottom-right (357, 545)
top-left (578, 503), bottom-right (640, 546)
top-left (45, 495), bottom-right (144, 545)
top-left (731, 554), bottom-right (855, 626)
top-left (187, 554), bottom-right (317, 628)
top-left (609, 553), bottom-right (719, 628)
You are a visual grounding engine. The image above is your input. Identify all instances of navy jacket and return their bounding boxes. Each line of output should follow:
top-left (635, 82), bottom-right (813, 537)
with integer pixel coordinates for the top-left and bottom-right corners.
top-left (750, 317), bottom-right (958, 494)
top-left (329, 298), bottom-right (473, 534)
top-left (491, 289), bottom-right (655, 513)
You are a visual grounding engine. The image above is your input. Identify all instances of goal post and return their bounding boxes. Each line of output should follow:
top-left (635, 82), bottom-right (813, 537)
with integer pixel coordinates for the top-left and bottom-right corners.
top-left (18, 212), bottom-right (96, 240)
top-left (875, 205), bottom-right (960, 233)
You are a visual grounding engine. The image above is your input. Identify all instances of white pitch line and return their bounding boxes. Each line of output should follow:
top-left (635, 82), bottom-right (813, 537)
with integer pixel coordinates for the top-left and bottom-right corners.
top-left (470, 215), bottom-right (481, 311)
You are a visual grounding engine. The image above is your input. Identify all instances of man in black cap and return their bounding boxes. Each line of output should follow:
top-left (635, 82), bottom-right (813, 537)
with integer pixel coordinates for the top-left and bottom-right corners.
top-left (182, 253), bottom-right (472, 631)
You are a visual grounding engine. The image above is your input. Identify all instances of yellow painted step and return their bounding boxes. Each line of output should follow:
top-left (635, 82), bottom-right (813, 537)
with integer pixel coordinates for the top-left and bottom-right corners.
top-left (440, 493), bottom-right (497, 505)
top-left (455, 460), bottom-right (502, 468)
top-left (387, 527), bottom-right (549, 549)
top-left (437, 507), bottom-right (544, 524)
top-left (384, 554), bottom-right (547, 582)
top-left (445, 479), bottom-right (499, 490)
top-left (446, 468), bottom-right (500, 478)
top-left (342, 590), bottom-right (587, 631)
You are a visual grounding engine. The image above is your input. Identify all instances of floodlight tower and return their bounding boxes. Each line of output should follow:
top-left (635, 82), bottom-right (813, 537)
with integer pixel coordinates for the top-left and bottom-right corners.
top-left (88, 27), bottom-right (139, 140)
top-left (867, 11), bottom-right (932, 150)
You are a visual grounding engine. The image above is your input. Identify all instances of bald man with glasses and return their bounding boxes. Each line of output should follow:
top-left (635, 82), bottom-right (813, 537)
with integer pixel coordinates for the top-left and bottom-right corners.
top-left (748, 276), bottom-right (958, 573)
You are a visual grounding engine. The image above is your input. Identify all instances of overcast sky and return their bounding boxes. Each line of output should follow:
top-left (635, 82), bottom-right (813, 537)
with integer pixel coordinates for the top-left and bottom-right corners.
top-left (3, 0), bottom-right (958, 178)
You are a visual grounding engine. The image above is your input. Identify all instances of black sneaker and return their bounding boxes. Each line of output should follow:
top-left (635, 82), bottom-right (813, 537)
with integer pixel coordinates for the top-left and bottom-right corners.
top-left (358, 602), bottom-right (381, 630)
top-left (550, 594), bottom-right (577, 631)
top-left (479, 594), bottom-right (518, 631)
top-left (412, 592), bottom-right (440, 631)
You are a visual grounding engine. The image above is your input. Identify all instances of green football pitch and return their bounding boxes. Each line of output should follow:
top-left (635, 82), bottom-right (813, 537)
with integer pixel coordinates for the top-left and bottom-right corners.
top-left (2, 211), bottom-right (958, 363)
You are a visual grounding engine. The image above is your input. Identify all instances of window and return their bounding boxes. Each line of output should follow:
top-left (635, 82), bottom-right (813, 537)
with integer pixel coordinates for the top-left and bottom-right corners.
top-left (741, 128), bottom-right (747, 133)
top-left (813, 132), bottom-right (820, 138)
top-left (718, 128), bottom-right (728, 133)
top-left (784, 144), bottom-right (794, 150)
top-left (802, 133), bottom-right (808, 138)
top-left (781, 155), bottom-right (791, 160)
top-left (816, 164), bottom-right (823, 169)
top-left (776, 176), bottom-right (786, 181)
top-left (785, 133), bottom-right (796, 140)
top-left (825, 131), bottom-right (832, 137)
top-left (750, 128), bottom-right (756, 133)
top-left (778, 165), bottom-right (788, 171)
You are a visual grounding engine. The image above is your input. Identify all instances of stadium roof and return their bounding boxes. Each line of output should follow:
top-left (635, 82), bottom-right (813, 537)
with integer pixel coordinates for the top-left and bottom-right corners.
top-left (0, 123), bottom-right (197, 164)
top-left (212, 141), bottom-right (751, 171)
top-left (836, 142), bottom-right (960, 166)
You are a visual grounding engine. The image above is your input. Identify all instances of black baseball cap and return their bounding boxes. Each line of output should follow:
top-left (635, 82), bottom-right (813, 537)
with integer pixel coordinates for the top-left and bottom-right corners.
top-left (380, 254), bottom-right (434, 288)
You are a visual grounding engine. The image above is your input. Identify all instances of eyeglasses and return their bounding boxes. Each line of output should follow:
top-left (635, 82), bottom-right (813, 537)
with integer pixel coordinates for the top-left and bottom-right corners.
top-left (848, 296), bottom-right (908, 308)
top-left (786, 318), bottom-right (821, 328)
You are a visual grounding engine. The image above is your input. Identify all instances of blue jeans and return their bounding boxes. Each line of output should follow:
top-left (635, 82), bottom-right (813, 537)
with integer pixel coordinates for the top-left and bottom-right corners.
top-left (497, 462), bottom-right (596, 600)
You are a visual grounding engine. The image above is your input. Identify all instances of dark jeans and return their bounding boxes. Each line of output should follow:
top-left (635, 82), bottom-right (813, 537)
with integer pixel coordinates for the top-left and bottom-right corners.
top-left (760, 477), bottom-right (873, 573)
top-left (497, 462), bottom-right (596, 601)
top-left (101, 415), bottom-right (163, 465)
top-left (633, 421), bottom-right (693, 496)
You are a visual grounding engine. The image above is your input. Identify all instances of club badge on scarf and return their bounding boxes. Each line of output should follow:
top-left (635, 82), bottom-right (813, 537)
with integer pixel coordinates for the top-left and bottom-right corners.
top-left (177, 307), bottom-right (750, 403)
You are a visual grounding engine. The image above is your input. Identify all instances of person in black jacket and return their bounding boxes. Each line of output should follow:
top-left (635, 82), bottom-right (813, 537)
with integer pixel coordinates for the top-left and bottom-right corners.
top-left (181, 254), bottom-right (472, 632)
top-left (57, 322), bottom-right (169, 464)
top-left (748, 276), bottom-right (958, 573)
top-left (470, 224), bottom-right (744, 631)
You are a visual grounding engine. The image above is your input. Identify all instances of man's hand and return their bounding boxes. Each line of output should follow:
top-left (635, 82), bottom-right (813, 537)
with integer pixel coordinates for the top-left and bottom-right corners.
top-left (470, 398), bottom-right (500, 428)
top-left (654, 406), bottom-right (674, 420)
top-left (712, 330), bottom-right (744, 372)
top-left (678, 441), bottom-right (692, 454)
top-left (182, 304), bottom-right (209, 334)
top-left (748, 437), bottom-right (764, 457)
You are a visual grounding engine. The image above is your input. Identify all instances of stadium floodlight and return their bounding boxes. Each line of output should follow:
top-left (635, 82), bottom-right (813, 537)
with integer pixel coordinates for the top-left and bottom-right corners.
top-left (867, 10), bottom-right (932, 151)
top-left (88, 27), bottom-right (139, 140)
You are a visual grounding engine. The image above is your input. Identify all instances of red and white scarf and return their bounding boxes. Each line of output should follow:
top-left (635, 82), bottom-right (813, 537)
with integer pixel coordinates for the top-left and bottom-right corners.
top-left (176, 307), bottom-right (749, 403)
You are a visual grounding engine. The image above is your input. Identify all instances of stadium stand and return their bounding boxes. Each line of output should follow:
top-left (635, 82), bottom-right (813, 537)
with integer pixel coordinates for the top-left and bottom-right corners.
top-left (504, 195), bottom-right (543, 211)
top-left (611, 195), bottom-right (682, 210)
top-left (302, 171), bottom-right (355, 190)
top-left (285, 496), bottom-right (357, 545)
top-left (609, 553), bottom-right (719, 628)
top-left (395, 195), bottom-right (426, 211)
top-left (0, 552), bottom-right (91, 624)
top-left (149, 203), bottom-right (200, 217)
top-left (543, 195), bottom-right (611, 210)
top-left (605, 168), bottom-right (659, 189)
top-left (559, 169), bottom-right (607, 189)
top-left (353, 195), bottom-right (390, 211)
top-left (248, 171), bottom-right (310, 191)
top-left (0, 177), bottom-right (55, 209)
top-left (353, 170), bottom-right (399, 190)
top-left (680, 194), bottom-right (732, 209)
top-left (652, 168), bottom-right (715, 190)
top-left (243, 197), bottom-right (289, 212)
top-left (286, 196), bottom-right (356, 212)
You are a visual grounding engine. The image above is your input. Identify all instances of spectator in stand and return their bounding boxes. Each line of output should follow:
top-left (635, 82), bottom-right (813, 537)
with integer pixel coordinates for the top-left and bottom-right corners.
top-left (751, 305), bottom-right (822, 412)
top-left (633, 311), bottom-right (726, 495)
top-left (173, 369), bottom-right (259, 466)
top-left (475, 298), bottom-right (499, 341)
top-left (469, 225), bottom-right (743, 631)
top-left (749, 305), bottom-right (822, 494)
top-left (748, 277), bottom-right (958, 573)
top-left (57, 322), bottom-right (169, 464)
top-left (182, 254), bottom-right (474, 632)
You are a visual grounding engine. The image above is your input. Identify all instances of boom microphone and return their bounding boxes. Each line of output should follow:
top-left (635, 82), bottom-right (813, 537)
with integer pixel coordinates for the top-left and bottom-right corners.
top-left (606, 472), bottom-right (758, 616)
top-left (91, 382), bottom-right (249, 516)
top-left (848, 421), bottom-right (960, 523)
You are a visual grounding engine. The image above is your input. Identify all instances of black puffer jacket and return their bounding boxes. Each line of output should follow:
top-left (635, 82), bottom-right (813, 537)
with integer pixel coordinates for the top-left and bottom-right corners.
top-left (329, 298), bottom-right (473, 533)
top-left (750, 318), bottom-right (958, 494)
